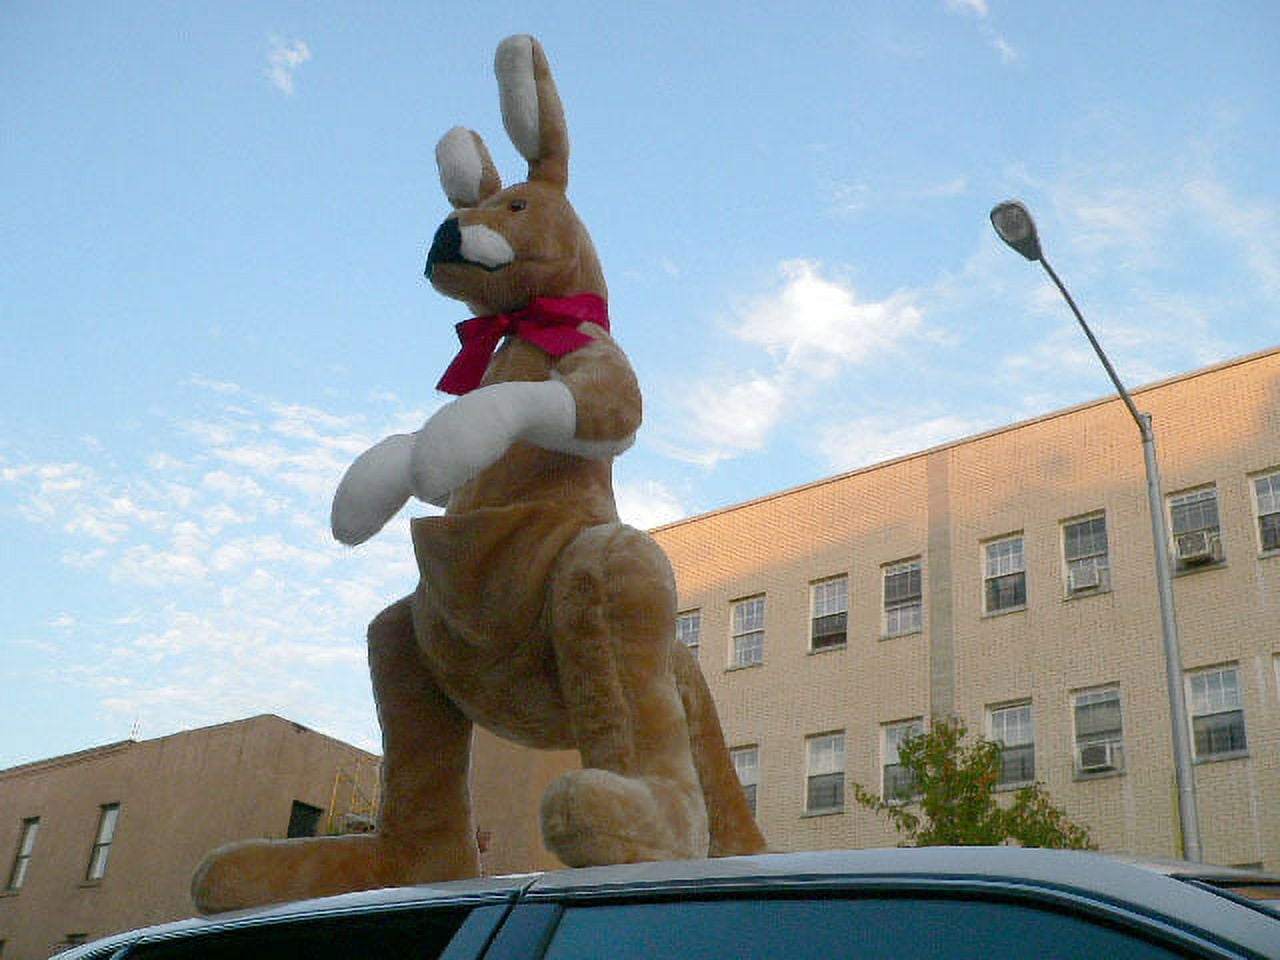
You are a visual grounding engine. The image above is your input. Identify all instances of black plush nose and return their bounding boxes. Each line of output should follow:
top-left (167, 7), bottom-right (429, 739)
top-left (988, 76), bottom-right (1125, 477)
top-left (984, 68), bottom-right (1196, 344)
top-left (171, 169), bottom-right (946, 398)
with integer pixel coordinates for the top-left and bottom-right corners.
top-left (425, 217), bottom-right (463, 279)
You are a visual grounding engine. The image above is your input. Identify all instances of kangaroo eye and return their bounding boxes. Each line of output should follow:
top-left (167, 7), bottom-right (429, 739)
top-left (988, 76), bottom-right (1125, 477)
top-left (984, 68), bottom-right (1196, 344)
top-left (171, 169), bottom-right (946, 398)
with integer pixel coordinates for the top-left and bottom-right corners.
top-left (509, 199), bottom-right (528, 212)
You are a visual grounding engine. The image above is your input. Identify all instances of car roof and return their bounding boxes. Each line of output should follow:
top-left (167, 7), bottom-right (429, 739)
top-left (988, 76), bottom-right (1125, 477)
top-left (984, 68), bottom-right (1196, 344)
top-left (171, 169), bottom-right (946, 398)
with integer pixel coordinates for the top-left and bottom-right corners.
top-left (53, 848), bottom-right (1280, 960)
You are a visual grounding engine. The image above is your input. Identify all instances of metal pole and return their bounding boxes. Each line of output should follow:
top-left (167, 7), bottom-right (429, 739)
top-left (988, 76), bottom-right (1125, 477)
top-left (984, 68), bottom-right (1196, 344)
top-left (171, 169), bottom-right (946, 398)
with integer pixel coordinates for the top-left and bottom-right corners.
top-left (1139, 416), bottom-right (1203, 862)
top-left (1040, 255), bottom-right (1203, 862)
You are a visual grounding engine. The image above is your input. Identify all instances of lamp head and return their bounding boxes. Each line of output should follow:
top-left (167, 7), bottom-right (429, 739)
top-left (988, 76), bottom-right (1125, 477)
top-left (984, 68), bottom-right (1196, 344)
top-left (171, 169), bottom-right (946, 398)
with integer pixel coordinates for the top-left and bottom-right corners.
top-left (990, 200), bottom-right (1043, 261)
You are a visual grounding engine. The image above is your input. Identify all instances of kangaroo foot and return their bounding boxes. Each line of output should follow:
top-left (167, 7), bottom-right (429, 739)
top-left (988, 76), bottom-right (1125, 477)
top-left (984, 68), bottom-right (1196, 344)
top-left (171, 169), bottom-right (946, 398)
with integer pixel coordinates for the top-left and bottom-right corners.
top-left (541, 768), bottom-right (709, 868)
top-left (191, 831), bottom-right (478, 914)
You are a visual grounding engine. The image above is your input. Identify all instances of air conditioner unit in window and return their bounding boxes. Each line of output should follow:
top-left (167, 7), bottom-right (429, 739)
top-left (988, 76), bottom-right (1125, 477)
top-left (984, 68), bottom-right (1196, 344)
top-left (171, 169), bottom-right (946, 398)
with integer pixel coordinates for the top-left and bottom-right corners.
top-left (1077, 741), bottom-right (1119, 773)
top-left (1068, 563), bottom-right (1102, 592)
top-left (1175, 530), bottom-right (1221, 564)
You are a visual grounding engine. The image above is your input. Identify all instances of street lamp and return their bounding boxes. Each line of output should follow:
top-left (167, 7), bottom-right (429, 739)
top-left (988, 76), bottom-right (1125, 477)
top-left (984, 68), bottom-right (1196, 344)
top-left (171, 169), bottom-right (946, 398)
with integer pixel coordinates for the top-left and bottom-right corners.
top-left (990, 200), bottom-right (1202, 862)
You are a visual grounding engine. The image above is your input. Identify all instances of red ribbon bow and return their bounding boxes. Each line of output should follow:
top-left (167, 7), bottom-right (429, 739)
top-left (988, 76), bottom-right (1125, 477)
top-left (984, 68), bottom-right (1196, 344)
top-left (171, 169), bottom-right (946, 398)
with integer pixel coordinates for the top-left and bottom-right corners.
top-left (435, 294), bottom-right (610, 396)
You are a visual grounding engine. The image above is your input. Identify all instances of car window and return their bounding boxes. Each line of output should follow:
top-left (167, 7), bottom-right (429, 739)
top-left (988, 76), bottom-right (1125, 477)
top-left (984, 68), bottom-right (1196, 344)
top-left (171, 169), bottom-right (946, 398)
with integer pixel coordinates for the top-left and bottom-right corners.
top-left (539, 897), bottom-right (1200, 960)
top-left (126, 906), bottom-right (473, 960)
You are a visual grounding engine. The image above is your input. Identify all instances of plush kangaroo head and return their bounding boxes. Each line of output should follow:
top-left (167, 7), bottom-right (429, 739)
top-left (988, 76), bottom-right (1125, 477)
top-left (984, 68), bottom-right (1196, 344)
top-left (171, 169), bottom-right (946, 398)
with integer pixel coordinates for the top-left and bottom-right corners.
top-left (425, 36), bottom-right (606, 316)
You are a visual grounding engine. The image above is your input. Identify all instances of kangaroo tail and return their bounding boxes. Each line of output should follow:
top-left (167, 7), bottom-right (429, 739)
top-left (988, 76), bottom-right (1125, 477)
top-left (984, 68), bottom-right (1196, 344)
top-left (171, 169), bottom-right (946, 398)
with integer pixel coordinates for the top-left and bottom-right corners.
top-left (672, 643), bottom-right (768, 857)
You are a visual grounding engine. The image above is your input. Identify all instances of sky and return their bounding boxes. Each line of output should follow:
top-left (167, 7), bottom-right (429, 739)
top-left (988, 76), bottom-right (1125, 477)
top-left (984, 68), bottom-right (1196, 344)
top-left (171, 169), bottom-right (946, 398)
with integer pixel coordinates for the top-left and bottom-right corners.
top-left (3, 2), bottom-right (1279, 768)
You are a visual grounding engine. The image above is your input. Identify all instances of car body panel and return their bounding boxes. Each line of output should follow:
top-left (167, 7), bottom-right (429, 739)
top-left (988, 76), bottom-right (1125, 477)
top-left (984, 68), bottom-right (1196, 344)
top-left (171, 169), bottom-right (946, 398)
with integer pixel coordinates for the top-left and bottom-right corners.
top-left (49, 849), bottom-right (1280, 960)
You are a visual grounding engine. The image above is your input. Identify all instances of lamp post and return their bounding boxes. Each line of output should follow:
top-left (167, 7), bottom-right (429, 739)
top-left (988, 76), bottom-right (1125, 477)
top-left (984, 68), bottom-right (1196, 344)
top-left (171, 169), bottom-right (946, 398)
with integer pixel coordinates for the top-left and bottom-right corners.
top-left (990, 200), bottom-right (1202, 862)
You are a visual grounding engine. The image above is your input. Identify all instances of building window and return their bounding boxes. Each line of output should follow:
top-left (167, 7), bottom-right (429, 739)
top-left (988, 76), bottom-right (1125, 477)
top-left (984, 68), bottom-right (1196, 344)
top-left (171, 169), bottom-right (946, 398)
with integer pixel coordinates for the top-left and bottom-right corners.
top-left (984, 536), bottom-right (1026, 613)
top-left (730, 596), bottom-right (765, 667)
top-left (1063, 514), bottom-right (1109, 593)
top-left (882, 719), bottom-right (923, 802)
top-left (1187, 665), bottom-right (1247, 760)
top-left (85, 804), bottom-right (120, 882)
top-left (6, 817), bottom-right (39, 892)
top-left (731, 746), bottom-right (759, 815)
top-left (1073, 687), bottom-right (1124, 774)
top-left (882, 559), bottom-right (922, 637)
top-left (810, 576), bottom-right (848, 650)
top-left (287, 800), bottom-right (324, 838)
top-left (1170, 487), bottom-right (1223, 568)
top-left (989, 703), bottom-right (1034, 786)
top-left (676, 610), bottom-right (701, 652)
top-left (805, 732), bottom-right (845, 813)
top-left (1253, 471), bottom-right (1280, 552)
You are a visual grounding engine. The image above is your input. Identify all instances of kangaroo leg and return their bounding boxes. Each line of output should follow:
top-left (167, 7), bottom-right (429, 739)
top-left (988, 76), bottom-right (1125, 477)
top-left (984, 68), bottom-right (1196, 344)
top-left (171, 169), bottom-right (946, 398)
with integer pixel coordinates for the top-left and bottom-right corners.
top-left (192, 598), bottom-right (477, 913)
top-left (540, 524), bottom-right (709, 867)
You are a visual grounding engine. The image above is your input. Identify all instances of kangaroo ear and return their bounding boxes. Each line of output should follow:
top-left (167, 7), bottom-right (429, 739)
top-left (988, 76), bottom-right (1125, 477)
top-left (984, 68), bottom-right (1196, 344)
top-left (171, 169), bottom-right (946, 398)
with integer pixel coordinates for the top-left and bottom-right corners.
top-left (495, 35), bottom-right (569, 188)
top-left (435, 126), bottom-right (503, 208)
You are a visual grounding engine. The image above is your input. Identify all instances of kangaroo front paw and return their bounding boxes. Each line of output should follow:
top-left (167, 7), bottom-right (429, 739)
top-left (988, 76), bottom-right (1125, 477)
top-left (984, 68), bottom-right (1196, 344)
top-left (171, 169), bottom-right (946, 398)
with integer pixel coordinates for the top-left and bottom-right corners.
top-left (540, 769), bottom-right (708, 868)
top-left (331, 434), bottom-right (416, 544)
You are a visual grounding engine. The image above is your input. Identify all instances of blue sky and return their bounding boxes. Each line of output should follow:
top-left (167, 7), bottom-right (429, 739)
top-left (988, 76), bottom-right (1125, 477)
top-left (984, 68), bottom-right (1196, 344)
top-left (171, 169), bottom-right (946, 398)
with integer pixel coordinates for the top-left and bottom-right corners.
top-left (3, 2), bottom-right (1278, 767)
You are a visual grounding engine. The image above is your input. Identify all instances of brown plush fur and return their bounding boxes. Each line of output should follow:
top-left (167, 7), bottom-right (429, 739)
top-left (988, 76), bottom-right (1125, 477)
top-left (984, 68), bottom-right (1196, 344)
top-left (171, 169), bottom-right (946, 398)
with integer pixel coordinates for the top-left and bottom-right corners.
top-left (191, 35), bottom-right (765, 915)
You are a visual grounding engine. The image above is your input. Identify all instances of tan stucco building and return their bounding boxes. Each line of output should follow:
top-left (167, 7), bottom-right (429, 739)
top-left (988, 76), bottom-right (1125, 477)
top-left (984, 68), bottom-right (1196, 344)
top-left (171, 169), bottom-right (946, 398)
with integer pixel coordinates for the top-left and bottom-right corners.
top-left (0, 715), bottom-right (379, 959)
top-left (472, 346), bottom-right (1280, 874)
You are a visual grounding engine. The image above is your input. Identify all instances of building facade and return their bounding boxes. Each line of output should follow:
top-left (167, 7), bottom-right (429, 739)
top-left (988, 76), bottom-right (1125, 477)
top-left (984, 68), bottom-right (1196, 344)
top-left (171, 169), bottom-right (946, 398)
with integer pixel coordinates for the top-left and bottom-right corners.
top-left (0, 715), bottom-right (379, 959)
top-left (471, 347), bottom-right (1280, 874)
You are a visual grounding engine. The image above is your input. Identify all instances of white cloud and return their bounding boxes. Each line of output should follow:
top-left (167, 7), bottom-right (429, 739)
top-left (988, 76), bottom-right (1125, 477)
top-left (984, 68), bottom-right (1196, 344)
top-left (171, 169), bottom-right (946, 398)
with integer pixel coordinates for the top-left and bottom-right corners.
top-left (945, 0), bottom-right (988, 15)
top-left (917, 176), bottom-right (968, 198)
top-left (672, 260), bottom-right (923, 465)
top-left (831, 182), bottom-right (870, 218)
top-left (3, 383), bottom-right (430, 753)
top-left (1184, 178), bottom-right (1280, 300)
top-left (819, 412), bottom-right (996, 473)
top-left (992, 36), bottom-right (1018, 63)
top-left (266, 38), bottom-right (312, 96)
top-left (614, 478), bottom-right (689, 529)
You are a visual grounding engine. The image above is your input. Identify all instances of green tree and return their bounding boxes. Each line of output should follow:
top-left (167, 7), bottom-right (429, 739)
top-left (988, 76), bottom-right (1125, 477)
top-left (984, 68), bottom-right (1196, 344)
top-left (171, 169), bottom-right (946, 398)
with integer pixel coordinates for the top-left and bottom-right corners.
top-left (852, 718), bottom-right (1094, 849)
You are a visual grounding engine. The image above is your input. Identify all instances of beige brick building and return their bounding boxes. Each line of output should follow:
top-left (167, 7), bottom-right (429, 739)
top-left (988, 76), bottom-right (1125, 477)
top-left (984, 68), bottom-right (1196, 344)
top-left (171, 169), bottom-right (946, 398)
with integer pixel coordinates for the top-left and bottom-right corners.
top-left (472, 346), bottom-right (1280, 873)
top-left (0, 715), bottom-right (379, 959)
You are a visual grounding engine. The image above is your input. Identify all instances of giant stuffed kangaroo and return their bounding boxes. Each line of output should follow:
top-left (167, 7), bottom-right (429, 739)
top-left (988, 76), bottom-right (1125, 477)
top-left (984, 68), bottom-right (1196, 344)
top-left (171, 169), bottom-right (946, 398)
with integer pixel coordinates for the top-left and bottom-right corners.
top-left (192, 35), bottom-right (765, 913)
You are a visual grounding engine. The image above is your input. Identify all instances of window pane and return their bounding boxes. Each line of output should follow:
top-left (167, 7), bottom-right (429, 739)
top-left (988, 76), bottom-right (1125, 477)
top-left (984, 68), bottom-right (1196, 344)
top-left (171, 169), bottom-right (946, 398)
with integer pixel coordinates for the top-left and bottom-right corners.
top-left (287, 801), bottom-right (323, 839)
top-left (733, 597), bottom-right (765, 633)
top-left (885, 601), bottom-right (922, 636)
top-left (676, 611), bottom-right (701, 648)
top-left (811, 611), bottom-right (847, 648)
top-left (7, 818), bottom-right (39, 891)
top-left (985, 538), bottom-right (1024, 577)
top-left (986, 572), bottom-right (1025, 611)
top-left (86, 804), bottom-right (119, 881)
top-left (883, 763), bottom-right (918, 801)
top-left (542, 897), bottom-right (1191, 960)
top-left (1064, 516), bottom-right (1107, 561)
top-left (1074, 690), bottom-right (1122, 740)
top-left (1193, 711), bottom-right (1247, 757)
top-left (883, 722), bottom-right (922, 764)
top-left (884, 561), bottom-right (922, 604)
top-left (806, 772), bottom-right (844, 811)
top-left (883, 721), bottom-right (923, 800)
top-left (96, 805), bottom-right (119, 844)
top-left (1261, 512), bottom-right (1280, 551)
top-left (731, 747), bottom-right (758, 785)
top-left (811, 578), bottom-right (847, 617)
top-left (1171, 489), bottom-right (1219, 535)
top-left (1190, 668), bottom-right (1242, 714)
top-left (733, 630), bottom-right (764, 666)
top-left (999, 743), bottom-right (1036, 784)
top-left (731, 747), bottom-right (758, 815)
top-left (807, 734), bottom-right (845, 774)
top-left (129, 906), bottom-right (472, 960)
top-left (732, 598), bottom-right (765, 666)
top-left (991, 705), bottom-right (1032, 746)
